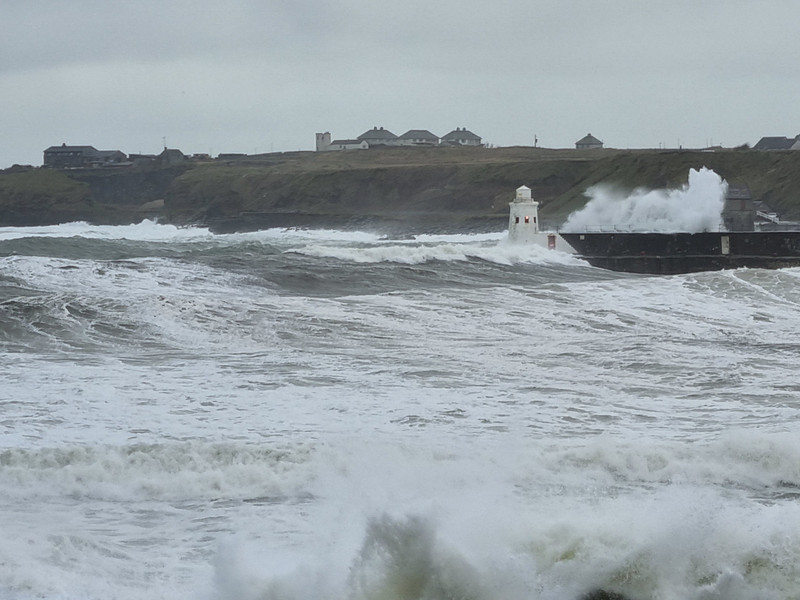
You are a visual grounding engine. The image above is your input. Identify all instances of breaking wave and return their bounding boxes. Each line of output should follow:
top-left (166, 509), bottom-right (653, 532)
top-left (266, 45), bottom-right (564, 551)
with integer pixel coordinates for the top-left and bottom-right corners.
top-left (288, 235), bottom-right (580, 266)
top-left (208, 431), bottom-right (800, 600)
top-left (562, 167), bottom-right (727, 233)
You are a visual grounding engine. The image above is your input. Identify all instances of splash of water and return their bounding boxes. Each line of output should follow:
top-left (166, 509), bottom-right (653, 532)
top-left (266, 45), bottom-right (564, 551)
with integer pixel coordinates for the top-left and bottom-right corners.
top-left (562, 167), bottom-right (728, 233)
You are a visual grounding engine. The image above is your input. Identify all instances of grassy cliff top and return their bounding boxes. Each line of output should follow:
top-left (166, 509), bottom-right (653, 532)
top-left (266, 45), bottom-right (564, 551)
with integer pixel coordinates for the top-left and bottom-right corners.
top-left (3, 147), bottom-right (800, 229)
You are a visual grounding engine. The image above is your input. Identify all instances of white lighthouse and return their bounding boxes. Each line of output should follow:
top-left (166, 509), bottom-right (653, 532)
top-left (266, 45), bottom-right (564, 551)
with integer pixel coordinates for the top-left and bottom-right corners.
top-left (506, 185), bottom-right (571, 251)
top-left (508, 185), bottom-right (541, 244)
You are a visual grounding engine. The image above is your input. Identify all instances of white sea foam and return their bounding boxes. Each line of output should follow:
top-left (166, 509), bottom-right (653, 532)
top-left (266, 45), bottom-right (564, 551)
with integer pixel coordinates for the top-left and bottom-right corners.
top-left (562, 167), bottom-right (728, 232)
top-left (0, 221), bottom-right (389, 245)
top-left (4, 224), bottom-right (800, 600)
top-left (0, 222), bottom-right (573, 266)
top-left (0, 219), bottom-right (216, 242)
top-left (288, 239), bottom-right (579, 265)
top-left (410, 232), bottom-right (505, 244)
top-left (245, 227), bottom-right (384, 243)
top-left (203, 433), bottom-right (800, 600)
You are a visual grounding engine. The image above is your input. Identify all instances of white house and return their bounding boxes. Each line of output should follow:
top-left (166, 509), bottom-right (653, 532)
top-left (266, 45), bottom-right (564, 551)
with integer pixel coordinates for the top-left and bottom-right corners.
top-left (397, 129), bottom-right (439, 146)
top-left (316, 126), bottom-right (484, 151)
top-left (357, 127), bottom-right (399, 146)
top-left (440, 127), bottom-right (482, 147)
top-left (315, 132), bottom-right (369, 151)
top-left (329, 139), bottom-right (369, 150)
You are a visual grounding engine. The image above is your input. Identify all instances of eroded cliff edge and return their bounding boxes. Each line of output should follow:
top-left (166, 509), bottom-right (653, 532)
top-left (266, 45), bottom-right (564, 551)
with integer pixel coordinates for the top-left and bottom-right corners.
top-left (3, 147), bottom-right (800, 233)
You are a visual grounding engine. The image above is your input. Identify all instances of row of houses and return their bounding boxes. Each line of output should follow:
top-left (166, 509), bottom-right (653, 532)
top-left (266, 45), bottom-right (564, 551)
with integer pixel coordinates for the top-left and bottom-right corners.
top-left (315, 126), bottom-right (482, 151)
top-left (43, 130), bottom-right (607, 168)
top-left (43, 144), bottom-right (129, 169)
top-left (41, 132), bottom-right (798, 169)
top-left (42, 144), bottom-right (197, 169)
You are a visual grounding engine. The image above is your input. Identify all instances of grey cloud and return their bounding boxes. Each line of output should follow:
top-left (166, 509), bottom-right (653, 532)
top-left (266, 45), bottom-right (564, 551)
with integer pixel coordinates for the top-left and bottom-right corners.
top-left (3, 0), bottom-right (800, 167)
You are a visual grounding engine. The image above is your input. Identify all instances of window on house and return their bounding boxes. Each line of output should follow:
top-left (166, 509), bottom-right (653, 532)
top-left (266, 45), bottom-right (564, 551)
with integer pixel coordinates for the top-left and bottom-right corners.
top-left (524, 216), bottom-right (530, 224)
top-left (515, 217), bottom-right (520, 224)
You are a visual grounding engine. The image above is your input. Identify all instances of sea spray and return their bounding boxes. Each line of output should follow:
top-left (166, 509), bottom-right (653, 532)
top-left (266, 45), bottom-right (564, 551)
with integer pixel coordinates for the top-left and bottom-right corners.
top-left (562, 167), bottom-right (727, 233)
top-left (347, 515), bottom-right (483, 600)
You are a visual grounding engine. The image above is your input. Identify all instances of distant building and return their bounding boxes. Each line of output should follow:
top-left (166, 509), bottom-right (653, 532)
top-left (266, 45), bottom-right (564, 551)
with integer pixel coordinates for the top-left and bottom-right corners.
top-left (575, 133), bottom-right (604, 150)
top-left (330, 139), bottom-right (369, 151)
top-left (357, 127), bottom-right (399, 147)
top-left (753, 135), bottom-right (800, 150)
top-left (43, 143), bottom-right (126, 168)
top-left (315, 126), bottom-right (482, 151)
top-left (440, 127), bottom-right (482, 147)
top-left (315, 132), bottom-right (332, 151)
top-left (158, 148), bottom-right (186, 165)
top-left (316, 132), bottom-right (369, 151)
top-left (128, 153), bottom-right (158, 167)
top-left (397, 129), bottom-right (439, 146)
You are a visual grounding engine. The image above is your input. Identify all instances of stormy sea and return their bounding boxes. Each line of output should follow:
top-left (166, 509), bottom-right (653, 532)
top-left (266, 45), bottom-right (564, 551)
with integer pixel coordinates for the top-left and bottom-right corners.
top-left (3, 176), bottom-right (800, 599)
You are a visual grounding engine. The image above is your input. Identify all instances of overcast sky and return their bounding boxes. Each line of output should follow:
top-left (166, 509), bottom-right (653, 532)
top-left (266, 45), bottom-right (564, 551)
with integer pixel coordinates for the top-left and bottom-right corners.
top-left (3, 0), bottom-right (800, 168)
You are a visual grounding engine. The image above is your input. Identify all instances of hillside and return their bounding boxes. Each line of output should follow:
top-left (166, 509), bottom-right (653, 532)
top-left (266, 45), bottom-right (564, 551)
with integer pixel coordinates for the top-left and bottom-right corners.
top-left (2, 147), bottom-right (800, 232)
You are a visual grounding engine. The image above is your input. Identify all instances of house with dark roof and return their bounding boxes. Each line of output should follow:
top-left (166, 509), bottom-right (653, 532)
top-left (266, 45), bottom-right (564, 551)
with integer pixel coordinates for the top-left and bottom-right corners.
top-left (315, 126), bottom-right (483, 151)
top-left (158, 148), bottom-right (186, 165)
top-left (43, 143), bottom-right (127, 168)
top-left (397, 129), bottom-right (439, 146)
top-left (575, 133), bottom-right (604, 149)
top-left (753, 135), bottom-right (800, 150)
top-left (128, 153), bottom-right (158, 166)
top-left (440, 127), bottom-right (482, 147)
top-left (357, 127), bottom-right (399, 146)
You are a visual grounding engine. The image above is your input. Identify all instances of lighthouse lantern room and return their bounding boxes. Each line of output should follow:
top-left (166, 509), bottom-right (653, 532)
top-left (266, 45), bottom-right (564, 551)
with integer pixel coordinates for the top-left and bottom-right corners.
top-left (508, 185), bottom-right (540, 243)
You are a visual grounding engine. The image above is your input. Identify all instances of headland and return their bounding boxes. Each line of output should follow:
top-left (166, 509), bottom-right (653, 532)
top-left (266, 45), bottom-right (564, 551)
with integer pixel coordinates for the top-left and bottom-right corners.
top-left (3, 146), bottom-right (800, 233)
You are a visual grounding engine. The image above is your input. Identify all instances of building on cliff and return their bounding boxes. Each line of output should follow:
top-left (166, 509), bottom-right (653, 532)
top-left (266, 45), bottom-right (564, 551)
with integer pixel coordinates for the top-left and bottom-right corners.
top-left (315, 126), bottom-right (481, 151)
top-left (158, 148), bottom-right (187, 165)
top-left (129, 153), bottom-right (158, 166)
top-left (357, 126), bottom-right (399, 147)
top-left (575, 133), bottom-right (604, 149)
top-left (753, 135), bottom-right (800, 150)
top-left (315, 132), bottom-right (369, 151)
top-left (440, 128), bottom-right (482, 147)
top-left (397, 129), bottom-right (439, 146)
top-left (43, 144), bottom-right (127, 168)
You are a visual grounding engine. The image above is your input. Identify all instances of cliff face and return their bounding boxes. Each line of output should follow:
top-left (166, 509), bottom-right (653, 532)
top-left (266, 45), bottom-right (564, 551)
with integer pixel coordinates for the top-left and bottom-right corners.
top-left (2, 147), bottom-right (800, 232)
top-left (0, 168), bottom-right (93, 225)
